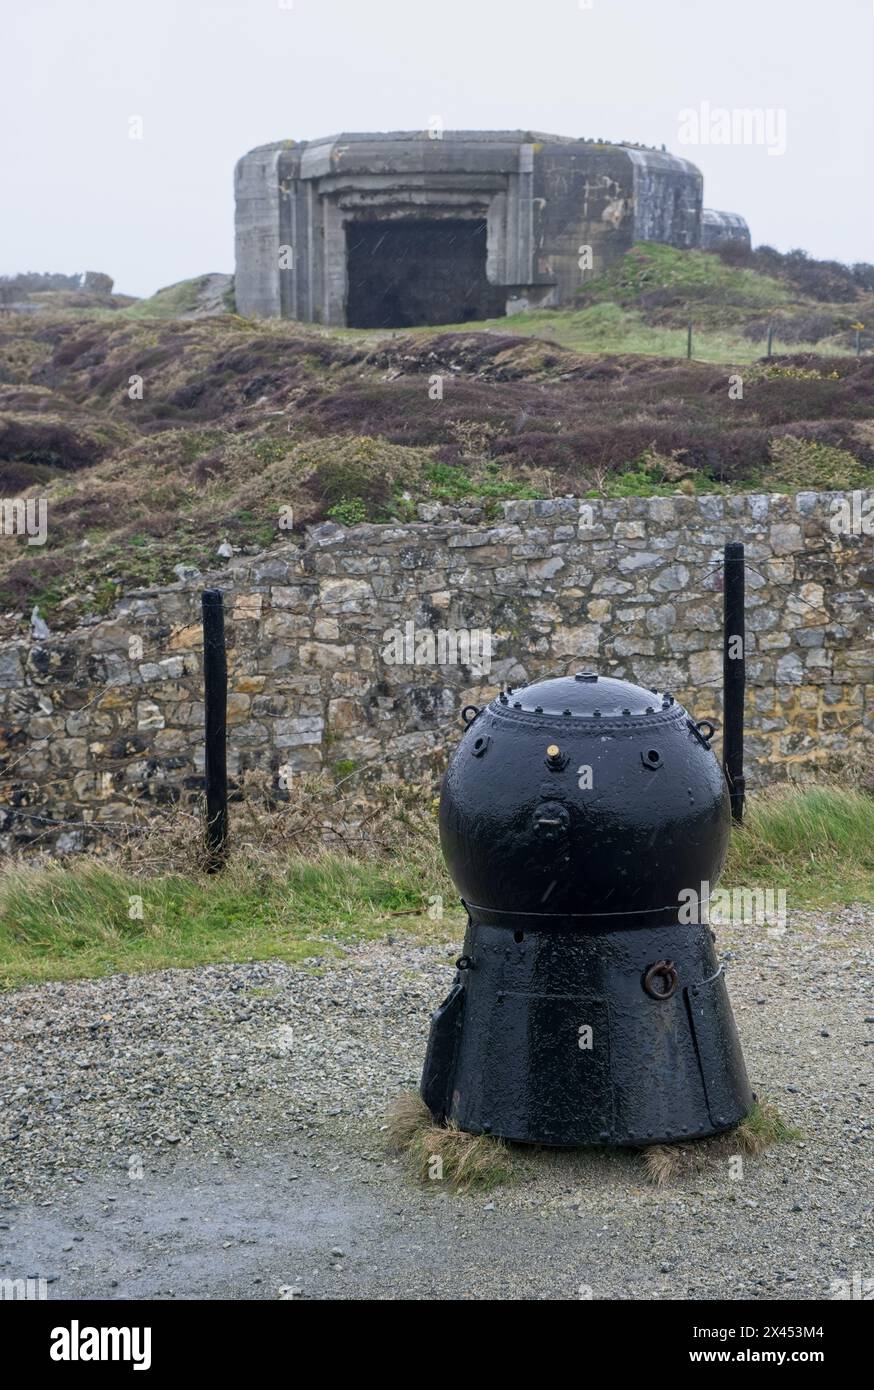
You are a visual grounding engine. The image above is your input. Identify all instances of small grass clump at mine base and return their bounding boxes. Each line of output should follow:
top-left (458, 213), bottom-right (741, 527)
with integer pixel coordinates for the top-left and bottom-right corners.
top-left (388, 1094), bottom-right (800, 1195)
top-left (643, 1099), bottom-right (802, 1186)
top-left (386, 1092), bottom-right (515, 1193)
top-left (734, 1098), bottom-right (802, 1152)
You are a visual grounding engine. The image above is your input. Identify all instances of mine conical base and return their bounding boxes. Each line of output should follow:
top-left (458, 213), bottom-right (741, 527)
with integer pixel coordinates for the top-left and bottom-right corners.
top-left (421, 917), bottom-right (753, 1147)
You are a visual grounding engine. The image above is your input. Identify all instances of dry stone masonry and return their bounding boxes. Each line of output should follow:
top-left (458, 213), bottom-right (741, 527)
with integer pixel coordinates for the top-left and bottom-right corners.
top-left (1, 491), bottom-right (871, 855)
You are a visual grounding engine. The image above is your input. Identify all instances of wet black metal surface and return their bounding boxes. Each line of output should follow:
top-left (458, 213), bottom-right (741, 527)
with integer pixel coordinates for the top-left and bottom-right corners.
top-left (421, 671), bottom-right (753, 1146)
top-left (723, 541), bottom-right (747, 823)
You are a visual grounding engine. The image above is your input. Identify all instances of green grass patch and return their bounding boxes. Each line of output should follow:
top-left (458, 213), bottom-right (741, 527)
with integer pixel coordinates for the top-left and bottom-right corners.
top-left (587, 452), bottom-right (737, 499)
top-left (409, 245), bottom-right (856, 363)
top-left (119, 278), bottom-right (206, 320)
top-left (765, 436), bottom-right (874, 492)
top-left (735, 1098), bottom-right (802, 1150)
top-left (327, 496), bottom-right (368, 526)
top-left (0, 852), bottom-right (457, 990)
top-left (579, 242), bottom-right (791, 312)
top-left (422, 461), bottom-right (541, 502)
top-left (723, 784), bottom-right (874, 907)
top-left (418, 301), bottom-right (841, 365)
top-left (0, 785), bottom-right (868, 990)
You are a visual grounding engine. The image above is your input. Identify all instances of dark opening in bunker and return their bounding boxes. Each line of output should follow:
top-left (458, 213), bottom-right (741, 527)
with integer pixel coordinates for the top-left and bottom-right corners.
top-left (344, 218), bottom-right (505, 328)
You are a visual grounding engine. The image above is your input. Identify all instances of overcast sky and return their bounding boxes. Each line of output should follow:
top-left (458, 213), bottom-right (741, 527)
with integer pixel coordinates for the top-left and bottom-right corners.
top-left (3, 0), bottom-right (872, 297)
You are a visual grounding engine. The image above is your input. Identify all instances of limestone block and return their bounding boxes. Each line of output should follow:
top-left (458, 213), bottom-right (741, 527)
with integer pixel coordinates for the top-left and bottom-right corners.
top-left (770, 523), bottom-right (804, 556)
top-left (136, 701), bottom-right (165, 731)
top-left (233, 593), bottom-right (263, 621)
top-left (299, 642), bottom-right (356, 669)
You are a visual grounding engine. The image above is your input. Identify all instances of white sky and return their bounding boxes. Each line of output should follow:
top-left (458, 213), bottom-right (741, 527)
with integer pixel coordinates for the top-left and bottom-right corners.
top-left (3, 0), bottom-right (872, 297)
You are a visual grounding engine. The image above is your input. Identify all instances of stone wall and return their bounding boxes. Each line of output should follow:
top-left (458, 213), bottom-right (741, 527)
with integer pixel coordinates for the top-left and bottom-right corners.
top-left (1, 491), bottom-right (872, 856)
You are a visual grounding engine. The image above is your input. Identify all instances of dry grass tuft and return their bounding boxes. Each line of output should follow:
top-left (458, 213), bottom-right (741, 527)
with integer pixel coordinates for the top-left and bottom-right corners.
top-left (64, 774), bottom-right (449, 882)
top-left (387, 1090), bottom-right (515, 1193)
top-left (643, 1145), bottom-right (687, 1186)
top-left (642, 1098), bottom-right (800, 1185)
top-left (386, 1090), bottom-right (433, 1152)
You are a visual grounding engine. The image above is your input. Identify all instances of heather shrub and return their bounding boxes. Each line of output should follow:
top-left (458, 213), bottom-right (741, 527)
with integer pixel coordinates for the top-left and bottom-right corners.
top-left (767, 435), bottom-right (874, 490)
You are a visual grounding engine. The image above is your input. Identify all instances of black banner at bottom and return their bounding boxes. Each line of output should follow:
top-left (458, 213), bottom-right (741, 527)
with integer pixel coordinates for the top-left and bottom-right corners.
top-left (3, 1297), bottom-right (867, 1373)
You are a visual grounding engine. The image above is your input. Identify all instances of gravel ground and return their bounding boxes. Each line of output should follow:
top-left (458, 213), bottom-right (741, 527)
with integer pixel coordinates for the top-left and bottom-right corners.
top-left (0, 906), bottom-right (872, 1301)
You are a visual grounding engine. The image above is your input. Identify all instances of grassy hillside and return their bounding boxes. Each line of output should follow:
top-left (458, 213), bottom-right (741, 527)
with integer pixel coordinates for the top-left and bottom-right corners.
top-left (118, 273), bottom-right (236, 320)
top-left (1, 272), bottom-right (233, 321)
top-left (1, 244), bottom-right (873, 631)
top-left (431, 243), bottom-right (874, 362)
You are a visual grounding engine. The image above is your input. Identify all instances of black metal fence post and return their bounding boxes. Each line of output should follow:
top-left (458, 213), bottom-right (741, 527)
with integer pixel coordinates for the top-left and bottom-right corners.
top-left (202, 589), bottom-right (228, 869)
top-left (723, 542), bottom-right (746, 824)
top-left (687, 321), bottom-right (693, 359)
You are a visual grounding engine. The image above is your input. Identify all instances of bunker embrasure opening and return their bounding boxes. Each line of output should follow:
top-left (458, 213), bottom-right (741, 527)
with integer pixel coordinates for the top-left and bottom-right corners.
top-left (344, 217), bottom-right (504, 329)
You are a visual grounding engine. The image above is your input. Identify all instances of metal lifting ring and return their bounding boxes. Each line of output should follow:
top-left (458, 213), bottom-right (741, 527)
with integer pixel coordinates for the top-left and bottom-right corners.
top-left (643, 959), bottom-right (679, 1000)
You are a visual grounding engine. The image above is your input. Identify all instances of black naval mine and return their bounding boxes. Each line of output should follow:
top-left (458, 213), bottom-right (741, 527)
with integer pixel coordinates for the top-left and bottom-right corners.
top-left (420, 671), bottom-right (753, 1147)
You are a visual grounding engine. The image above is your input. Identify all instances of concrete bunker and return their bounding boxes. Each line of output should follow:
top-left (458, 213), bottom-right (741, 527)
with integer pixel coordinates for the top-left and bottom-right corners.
top-left (234, 132), bottom-right (748, 326)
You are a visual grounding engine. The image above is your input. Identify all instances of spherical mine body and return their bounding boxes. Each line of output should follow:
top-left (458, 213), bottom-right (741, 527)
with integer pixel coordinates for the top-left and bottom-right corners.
top-left (440, 672), bottom-right (730, 924)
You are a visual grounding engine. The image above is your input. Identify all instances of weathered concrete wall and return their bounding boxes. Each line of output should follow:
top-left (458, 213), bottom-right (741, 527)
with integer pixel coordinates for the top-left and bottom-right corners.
top-left (627, 148), bottom-right (702, 246)
top-left (1, 491), bottom-right (871, 856)
top-left (702, 209), bottom-right (752, 251)
top-left (233, 143), bottom-right (285, 319)
top-left (532, 144), bottom-right (635, 306)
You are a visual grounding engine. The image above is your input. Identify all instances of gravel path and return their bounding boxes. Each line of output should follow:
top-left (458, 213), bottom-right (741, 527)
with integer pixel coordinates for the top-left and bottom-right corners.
top-left (1, 907), bottom-right (872, 1300)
